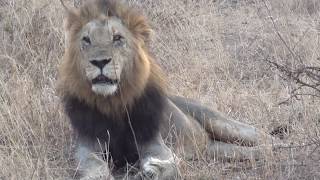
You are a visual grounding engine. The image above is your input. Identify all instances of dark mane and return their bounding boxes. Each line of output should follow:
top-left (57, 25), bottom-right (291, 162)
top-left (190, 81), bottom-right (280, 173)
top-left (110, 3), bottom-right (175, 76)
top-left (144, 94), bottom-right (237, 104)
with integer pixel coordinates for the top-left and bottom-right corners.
top-left (63, 83), bottom-right (166, 168)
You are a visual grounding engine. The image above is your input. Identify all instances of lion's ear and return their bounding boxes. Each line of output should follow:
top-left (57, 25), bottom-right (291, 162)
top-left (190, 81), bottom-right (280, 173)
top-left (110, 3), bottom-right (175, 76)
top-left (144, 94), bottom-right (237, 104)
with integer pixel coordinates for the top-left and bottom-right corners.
top-left (60, 0), bottom-right (78, 30)
top-left (60, 0), bottom-right (72, 15)
top-left (129, 14), bottom-right (154, 43)
top-left (60, 1), bottom-right (81, 48)
top-left (139, 22), bottom-right (153, 43)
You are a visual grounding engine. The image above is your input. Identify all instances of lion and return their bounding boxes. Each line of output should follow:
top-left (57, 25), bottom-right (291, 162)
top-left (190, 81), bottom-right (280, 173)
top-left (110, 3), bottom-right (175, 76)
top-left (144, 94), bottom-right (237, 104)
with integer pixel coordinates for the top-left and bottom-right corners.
top-left (57, 0), bottom-right (278, 179)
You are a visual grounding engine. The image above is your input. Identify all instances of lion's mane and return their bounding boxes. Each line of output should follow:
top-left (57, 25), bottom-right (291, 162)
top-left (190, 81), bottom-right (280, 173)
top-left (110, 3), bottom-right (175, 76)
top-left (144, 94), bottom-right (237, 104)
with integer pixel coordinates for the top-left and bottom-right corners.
top-left (58, 0), bottom-right (166, 114)
top-left (57, 0), bottom-right (167, 168)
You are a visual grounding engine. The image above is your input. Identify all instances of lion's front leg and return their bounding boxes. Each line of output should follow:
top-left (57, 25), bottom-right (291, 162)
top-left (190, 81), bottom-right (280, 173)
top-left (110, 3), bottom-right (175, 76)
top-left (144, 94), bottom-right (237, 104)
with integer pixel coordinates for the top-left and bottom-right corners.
top-left (137, 133), bottom-right (180, 180)
top-left (75, 137), bottom-right (114, 180)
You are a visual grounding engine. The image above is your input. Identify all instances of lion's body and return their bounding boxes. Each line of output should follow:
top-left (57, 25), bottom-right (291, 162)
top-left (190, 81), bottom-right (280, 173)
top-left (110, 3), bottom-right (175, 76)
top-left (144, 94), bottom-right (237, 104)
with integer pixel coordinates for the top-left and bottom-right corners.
top-left (64, 85), bottom-right (166, 168)
top-left (58, 0), bottom-right (276, 179)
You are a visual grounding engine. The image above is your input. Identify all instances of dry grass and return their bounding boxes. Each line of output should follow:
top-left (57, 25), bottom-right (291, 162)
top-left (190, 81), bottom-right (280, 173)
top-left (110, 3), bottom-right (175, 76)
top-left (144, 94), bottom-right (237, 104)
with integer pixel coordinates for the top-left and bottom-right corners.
top-left (0, 0), bottom-right (320, 179)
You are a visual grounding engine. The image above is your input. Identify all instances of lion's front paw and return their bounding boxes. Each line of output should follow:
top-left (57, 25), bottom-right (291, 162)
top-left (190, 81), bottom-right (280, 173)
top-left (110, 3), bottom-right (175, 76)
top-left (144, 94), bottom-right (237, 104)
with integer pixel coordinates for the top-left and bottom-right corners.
top-left (80, 173), bottom-right (114, 180)
top-left (137, 157), bottom-right (178, 180)
top-left (80, 174), bottom-right (112, 180)
top-left (142, 162), bottom-right (161, 179)
top-left (80, 165), bottom-right (114, 180)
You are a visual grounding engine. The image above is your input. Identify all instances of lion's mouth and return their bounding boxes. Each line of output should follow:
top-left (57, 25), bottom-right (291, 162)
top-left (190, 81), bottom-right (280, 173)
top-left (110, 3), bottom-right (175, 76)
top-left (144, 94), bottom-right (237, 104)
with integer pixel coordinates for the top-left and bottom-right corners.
top-left (92, 75), bottom-right (118, 85)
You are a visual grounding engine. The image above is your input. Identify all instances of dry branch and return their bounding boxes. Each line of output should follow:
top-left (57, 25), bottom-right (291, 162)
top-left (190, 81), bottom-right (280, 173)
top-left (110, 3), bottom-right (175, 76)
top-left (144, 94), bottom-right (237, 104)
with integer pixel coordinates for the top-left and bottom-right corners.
top-left (263, 0), bottom-right (320, 101)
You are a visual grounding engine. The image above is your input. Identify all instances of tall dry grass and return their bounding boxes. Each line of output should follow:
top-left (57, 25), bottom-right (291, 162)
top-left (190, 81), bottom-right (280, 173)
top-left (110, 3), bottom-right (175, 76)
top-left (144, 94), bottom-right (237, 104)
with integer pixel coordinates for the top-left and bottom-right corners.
top-left (0, 0), bottom-right (319, 179)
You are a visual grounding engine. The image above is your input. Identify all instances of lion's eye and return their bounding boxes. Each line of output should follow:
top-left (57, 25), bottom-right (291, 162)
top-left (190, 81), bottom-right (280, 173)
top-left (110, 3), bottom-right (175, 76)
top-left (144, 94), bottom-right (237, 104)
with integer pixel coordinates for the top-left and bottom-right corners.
top-left (82, 36), bottom-right (91, 45)
top-left (113, 34), bottom-right (124, 43)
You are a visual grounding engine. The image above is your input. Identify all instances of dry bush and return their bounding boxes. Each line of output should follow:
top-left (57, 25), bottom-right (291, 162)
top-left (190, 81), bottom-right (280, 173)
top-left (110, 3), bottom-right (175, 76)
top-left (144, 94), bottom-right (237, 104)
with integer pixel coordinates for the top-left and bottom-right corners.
top-left (0, 0), bottom-right (319, 179)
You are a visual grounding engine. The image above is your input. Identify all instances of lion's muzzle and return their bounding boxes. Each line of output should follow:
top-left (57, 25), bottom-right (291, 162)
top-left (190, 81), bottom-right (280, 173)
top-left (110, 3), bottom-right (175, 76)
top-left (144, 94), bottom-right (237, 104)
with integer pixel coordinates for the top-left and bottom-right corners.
top-left (90, 58), bottom-right (111, 69)
top-left (92, 74), bottom-right (118, 85)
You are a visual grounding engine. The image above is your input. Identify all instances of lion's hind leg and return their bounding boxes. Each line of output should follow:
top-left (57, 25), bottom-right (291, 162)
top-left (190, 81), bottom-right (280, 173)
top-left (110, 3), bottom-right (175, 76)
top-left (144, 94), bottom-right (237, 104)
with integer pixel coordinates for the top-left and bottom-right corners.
top-left (206, 140), bottom-right (274, 161)
top-left (169, 96), bottom-right (278, 146)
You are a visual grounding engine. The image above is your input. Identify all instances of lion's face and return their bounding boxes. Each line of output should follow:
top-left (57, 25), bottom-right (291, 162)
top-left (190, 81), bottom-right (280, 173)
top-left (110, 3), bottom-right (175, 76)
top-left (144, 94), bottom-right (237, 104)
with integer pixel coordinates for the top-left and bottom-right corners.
top-left (59, 0), bottom-right (163, 108)
top-left (79, 16), bottom-right (134, 96)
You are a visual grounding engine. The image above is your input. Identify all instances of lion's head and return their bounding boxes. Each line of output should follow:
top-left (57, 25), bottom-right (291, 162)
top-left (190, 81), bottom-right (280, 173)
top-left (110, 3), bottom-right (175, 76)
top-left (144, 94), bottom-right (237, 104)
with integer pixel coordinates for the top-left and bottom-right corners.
top-left (58, 0), bottom-right (165, 114)
top-left (79, 16), bottom-right (134, 96)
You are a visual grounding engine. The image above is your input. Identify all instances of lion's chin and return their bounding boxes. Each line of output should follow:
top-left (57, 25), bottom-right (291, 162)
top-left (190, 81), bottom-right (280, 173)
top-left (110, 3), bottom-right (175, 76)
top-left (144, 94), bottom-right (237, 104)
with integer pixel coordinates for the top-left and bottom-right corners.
top-left (91, 83), bottom-right (118, 96)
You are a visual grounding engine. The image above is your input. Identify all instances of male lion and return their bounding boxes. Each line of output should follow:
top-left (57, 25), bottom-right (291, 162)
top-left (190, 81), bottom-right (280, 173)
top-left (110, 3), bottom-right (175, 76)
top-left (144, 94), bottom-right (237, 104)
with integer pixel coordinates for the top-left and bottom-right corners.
top-left (58, 0), bottom-right (277, 179)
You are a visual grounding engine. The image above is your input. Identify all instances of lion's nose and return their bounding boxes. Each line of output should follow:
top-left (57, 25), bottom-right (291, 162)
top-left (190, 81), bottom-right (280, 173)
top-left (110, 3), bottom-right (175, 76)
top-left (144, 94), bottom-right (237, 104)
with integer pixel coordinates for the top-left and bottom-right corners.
top-left (90, 58), bottom-right (111, 69)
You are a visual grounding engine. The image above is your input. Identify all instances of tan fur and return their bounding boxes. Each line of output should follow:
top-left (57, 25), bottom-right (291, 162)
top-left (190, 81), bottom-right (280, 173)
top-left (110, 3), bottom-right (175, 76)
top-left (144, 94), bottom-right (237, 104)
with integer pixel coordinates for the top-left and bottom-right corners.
top-left (58, 1), bottom-right (279, 179)
top-left (57, 0), bottom-right (166, 117)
